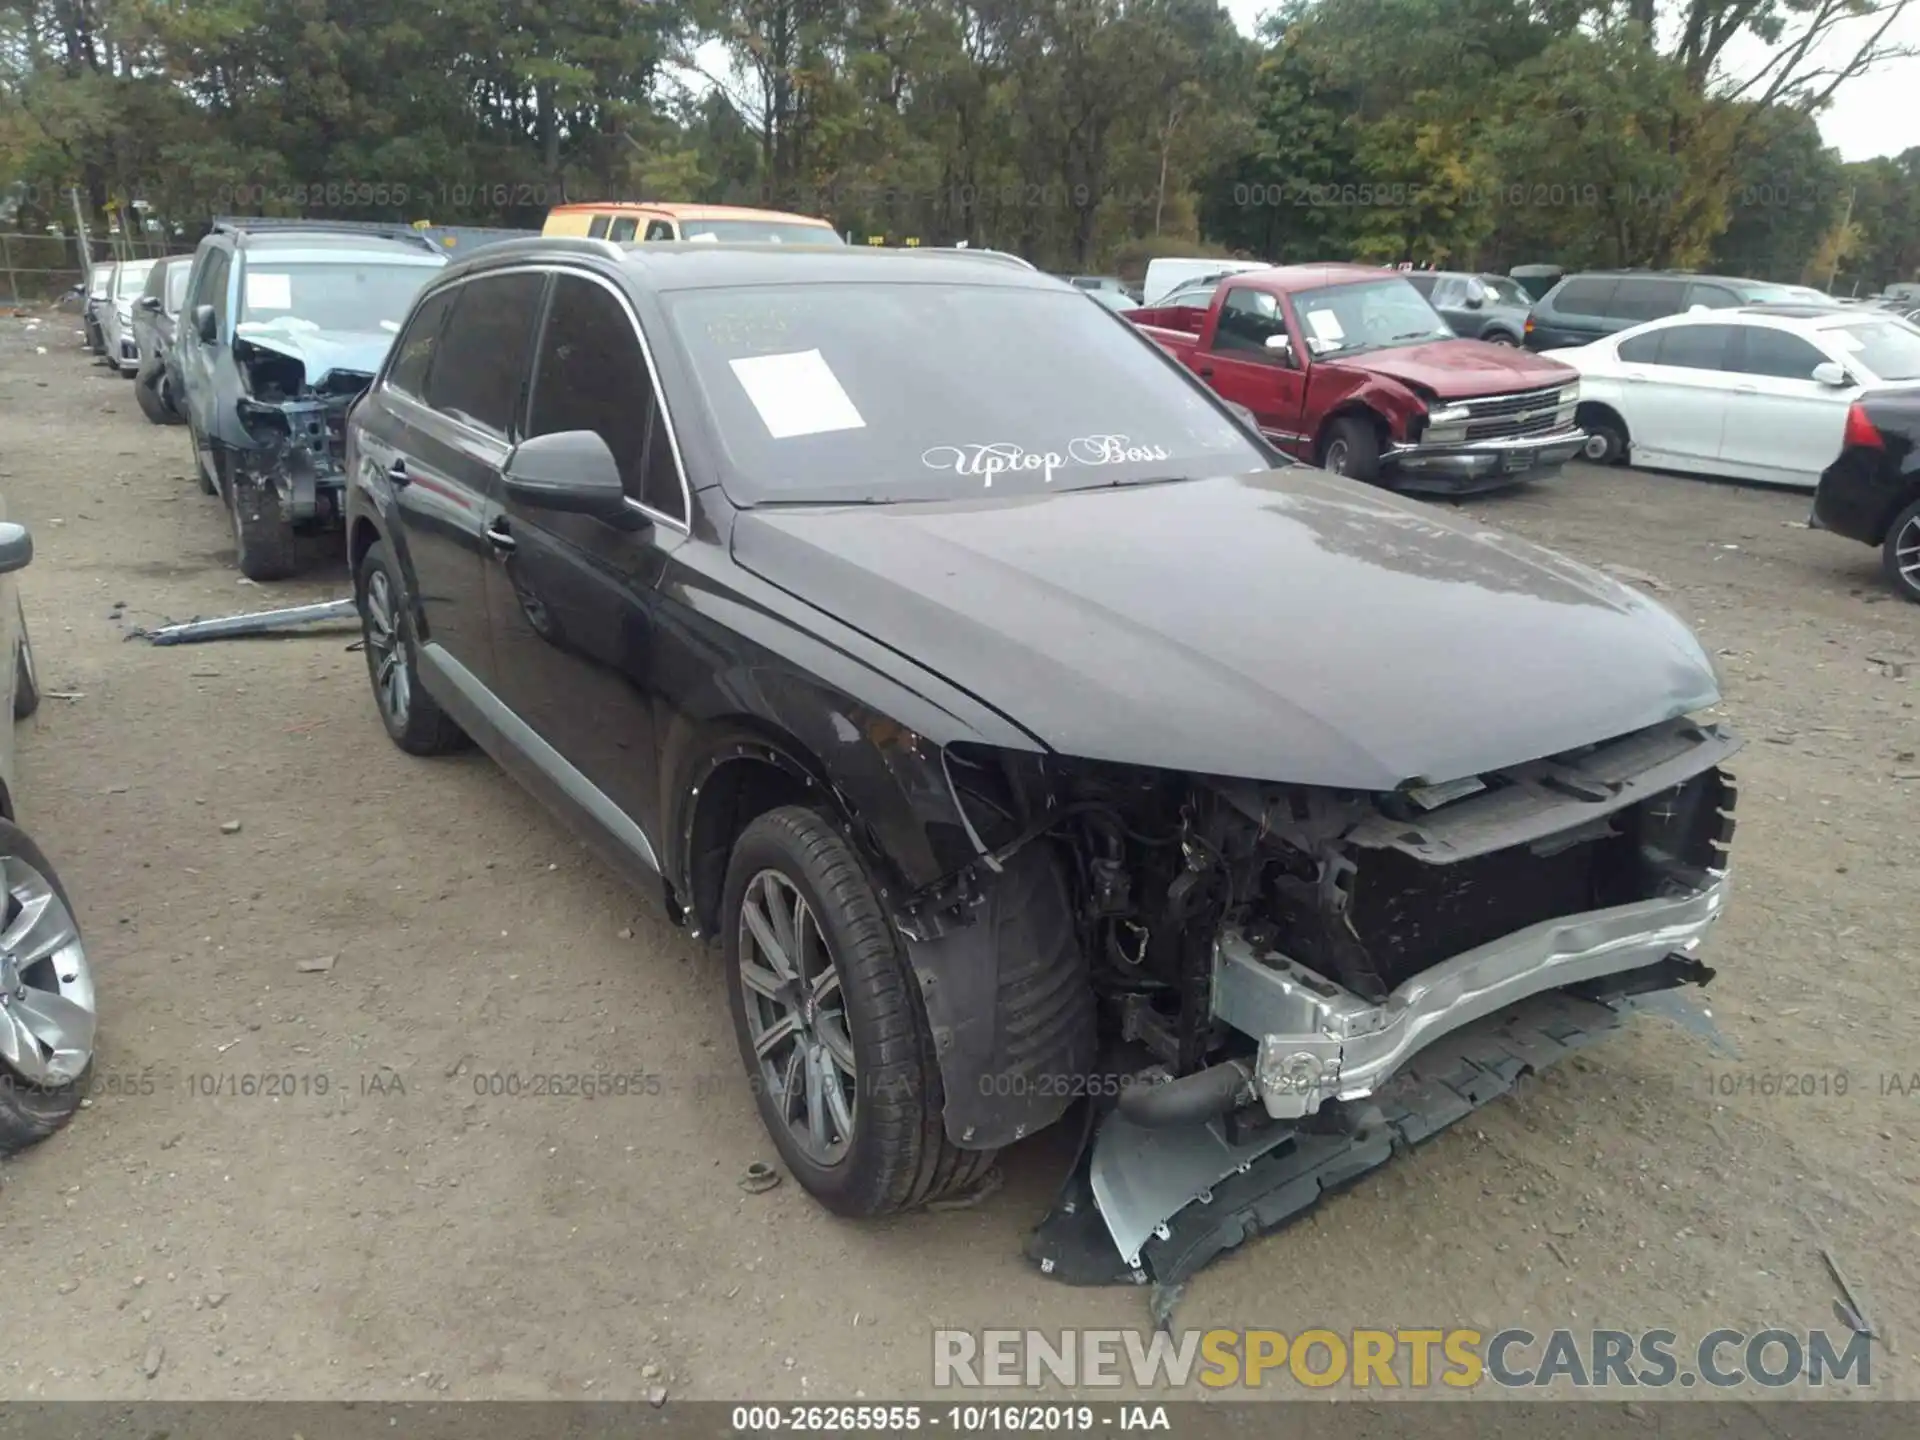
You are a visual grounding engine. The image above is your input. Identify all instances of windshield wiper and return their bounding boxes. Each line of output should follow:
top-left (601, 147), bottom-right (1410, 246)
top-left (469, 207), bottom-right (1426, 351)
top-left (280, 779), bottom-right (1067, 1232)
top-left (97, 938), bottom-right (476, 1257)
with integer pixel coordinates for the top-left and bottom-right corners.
top-left (1389, 330), bottom-right (1447, 342)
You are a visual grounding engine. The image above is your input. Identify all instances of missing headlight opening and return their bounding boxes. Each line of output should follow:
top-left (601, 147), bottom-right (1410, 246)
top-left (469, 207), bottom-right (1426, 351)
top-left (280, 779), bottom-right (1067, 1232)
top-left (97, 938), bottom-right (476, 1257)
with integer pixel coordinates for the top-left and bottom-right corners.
top-left (914, 715), bottom-right (1738, 1285)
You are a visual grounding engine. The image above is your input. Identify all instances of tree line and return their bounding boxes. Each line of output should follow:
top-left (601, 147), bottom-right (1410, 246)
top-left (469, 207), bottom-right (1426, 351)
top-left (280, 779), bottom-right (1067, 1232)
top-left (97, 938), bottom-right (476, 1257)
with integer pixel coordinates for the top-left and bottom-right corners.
top-left (2, 0), bottom-right (1915, 292)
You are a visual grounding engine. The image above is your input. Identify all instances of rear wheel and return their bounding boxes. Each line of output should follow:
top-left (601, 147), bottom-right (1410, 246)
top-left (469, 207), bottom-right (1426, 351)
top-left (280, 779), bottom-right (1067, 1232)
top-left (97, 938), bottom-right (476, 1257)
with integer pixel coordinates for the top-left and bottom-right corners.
top-left (1882, 497), bottom-right (1920, 604)
top-left (228, 476), bottom-right (299, 582)
top-left (355, 540), bottom-right (468, 755)
top-left (0, 819), bottom-right (96, 1157)
top-left (722, 805), bottom-right (995, 1218)
top-left (1320, 416), bottom-right (1382, 483)
top-left (1482, 329), bottom-right (1519, 346)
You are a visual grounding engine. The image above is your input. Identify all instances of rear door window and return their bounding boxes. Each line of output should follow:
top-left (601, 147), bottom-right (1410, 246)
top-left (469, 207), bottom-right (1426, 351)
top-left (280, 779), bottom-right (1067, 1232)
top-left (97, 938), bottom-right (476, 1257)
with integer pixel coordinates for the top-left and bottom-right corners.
top-left (1551, 277), bottom-right (1619, 318)
top-left (423, 272), bottom-right (547, 436)
top-left (1651, 323), bottom-right (1738, 371)
top-left (608, 215), bottom-right (639, 243)
top-left (587, 214), bottom-right (612, 239)
top-left (1616, 331), bottom-right (1665, 363)
top-left (644, 220), bottom-right (676, 241)
top-left (1612, 277), bottom-right (1688, 323)
top-left (1685, 282), bottom-right (1740, 309)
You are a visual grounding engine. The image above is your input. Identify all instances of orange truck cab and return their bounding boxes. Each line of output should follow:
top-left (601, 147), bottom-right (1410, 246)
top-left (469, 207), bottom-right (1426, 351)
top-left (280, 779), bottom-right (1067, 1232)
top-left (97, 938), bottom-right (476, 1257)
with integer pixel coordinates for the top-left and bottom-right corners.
top-left (542, 203), bottom-right (844, 245)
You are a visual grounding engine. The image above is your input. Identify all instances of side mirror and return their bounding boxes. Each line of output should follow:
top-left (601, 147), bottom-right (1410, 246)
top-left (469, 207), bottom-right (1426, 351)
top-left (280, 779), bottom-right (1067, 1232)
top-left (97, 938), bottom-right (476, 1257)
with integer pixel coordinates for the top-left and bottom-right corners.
top-left (1264, 332), bottom-right (1293, 361)
top-left (193, 303), bottom-right (217, 344)
top-left (0, 522), bottom-right (32, 576)
top-left (1811, 361), bottom-right (1852, 387)
top-left (503, 431), bottom-right (642, 525)
top-left (138, 295), bottom-right (162, 312)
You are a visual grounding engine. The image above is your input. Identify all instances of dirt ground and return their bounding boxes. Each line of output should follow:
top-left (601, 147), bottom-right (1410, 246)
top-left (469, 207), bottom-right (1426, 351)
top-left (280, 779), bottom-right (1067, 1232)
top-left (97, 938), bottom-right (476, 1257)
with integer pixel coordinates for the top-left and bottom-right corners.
top-left (0, 307), bottom-right (1915, 1404)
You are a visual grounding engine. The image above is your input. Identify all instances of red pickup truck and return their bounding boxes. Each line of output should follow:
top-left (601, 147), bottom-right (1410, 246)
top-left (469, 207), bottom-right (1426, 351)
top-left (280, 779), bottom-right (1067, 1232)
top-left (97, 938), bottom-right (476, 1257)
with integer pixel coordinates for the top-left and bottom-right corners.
top-left (1128, 263), bottom-right (1586, 494)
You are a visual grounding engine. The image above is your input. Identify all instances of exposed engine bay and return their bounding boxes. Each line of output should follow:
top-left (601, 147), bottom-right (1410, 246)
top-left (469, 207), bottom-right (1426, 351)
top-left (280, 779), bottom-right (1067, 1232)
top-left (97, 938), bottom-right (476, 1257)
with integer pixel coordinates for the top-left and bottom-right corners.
top-left (898, 713), bottom-right (1739, 1286)
top-left (228, 337), bottom-right (370, 527)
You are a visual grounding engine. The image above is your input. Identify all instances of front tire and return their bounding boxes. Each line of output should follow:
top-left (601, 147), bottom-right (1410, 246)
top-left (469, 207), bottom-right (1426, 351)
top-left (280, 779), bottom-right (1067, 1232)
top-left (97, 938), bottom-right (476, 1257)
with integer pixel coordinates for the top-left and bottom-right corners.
top-left (1320, 416), bottom-right (1382, 483)
top-left (1882, 497), bottom-right (1920, 604)
top-left (0, 818), bottom-right (96, 1156)
top-left (134, 363), bottom-right (180, 426)
top-left (723, 805), bottom-right (996, 1218)
top-left (1578, 406), bottom-right (1629, 465)
top-left (354, 540), bottom-right (468, 755)
top-left (228, 476), bottom-right (299, 582)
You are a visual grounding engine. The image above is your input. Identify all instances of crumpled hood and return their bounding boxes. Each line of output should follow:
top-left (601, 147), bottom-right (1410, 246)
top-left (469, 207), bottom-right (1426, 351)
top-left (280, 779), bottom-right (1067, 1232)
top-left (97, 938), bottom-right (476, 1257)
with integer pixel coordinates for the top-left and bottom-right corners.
top-left (732, 469), bottom-right (1720, 790)
top-left (233, 323), bottom-right (394, 387)
top-left (1333, 338), bottom-right (1576, 398)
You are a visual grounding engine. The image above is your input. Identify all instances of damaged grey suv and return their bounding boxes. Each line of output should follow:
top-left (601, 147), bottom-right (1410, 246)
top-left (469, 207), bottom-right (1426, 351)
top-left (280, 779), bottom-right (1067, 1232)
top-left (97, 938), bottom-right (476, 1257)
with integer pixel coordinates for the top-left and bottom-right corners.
top-left (346, 241), bottom-right (1739, 1290)
top-left (178, 219), bottom-right (446, 579)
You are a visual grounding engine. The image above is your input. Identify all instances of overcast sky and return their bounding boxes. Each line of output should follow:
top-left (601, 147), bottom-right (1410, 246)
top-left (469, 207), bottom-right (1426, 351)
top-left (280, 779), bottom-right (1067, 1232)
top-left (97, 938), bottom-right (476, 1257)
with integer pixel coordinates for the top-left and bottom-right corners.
top-left (1220, 0), bottom-right (1920, 162)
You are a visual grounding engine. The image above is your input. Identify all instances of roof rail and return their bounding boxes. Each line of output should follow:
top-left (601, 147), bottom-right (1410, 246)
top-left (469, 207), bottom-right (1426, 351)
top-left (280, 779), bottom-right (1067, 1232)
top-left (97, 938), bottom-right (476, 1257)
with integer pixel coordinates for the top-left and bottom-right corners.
top-left (904, 246), bottom-right (1038, 271)
top-left (211, 216), bottom-right (441, 251)
top-left (444, 235), bottom-right (625, 266)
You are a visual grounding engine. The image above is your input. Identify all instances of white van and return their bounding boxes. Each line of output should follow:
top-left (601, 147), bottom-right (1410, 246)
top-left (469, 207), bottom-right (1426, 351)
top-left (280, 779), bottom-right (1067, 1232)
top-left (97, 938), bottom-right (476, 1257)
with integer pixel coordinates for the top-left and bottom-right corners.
top-left (1142, 257), bottom-right (1267, 306)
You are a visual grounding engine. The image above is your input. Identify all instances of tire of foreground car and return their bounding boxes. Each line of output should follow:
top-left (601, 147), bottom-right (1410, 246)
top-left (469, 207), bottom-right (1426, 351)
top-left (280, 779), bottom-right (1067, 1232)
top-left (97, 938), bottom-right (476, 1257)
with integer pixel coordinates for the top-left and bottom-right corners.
top-left (1320, 416), bottom-right (1381, 482)
top-left (0, 817), bottom-right (96, 1156)
top-left (354, 540), bottom-right (469, 755)
top-left (1882, 497), bottom-right (1920, 604)
top-left (722, 805), bottom-right (996, 1218)
top-left (13, 600), bottom-right (38, 721)
top-left (227, 477), bottom-right (300, 582)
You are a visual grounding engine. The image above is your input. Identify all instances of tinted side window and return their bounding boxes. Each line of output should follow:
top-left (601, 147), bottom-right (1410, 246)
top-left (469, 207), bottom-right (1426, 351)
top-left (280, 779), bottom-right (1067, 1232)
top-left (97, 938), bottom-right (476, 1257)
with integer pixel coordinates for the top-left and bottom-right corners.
top-left (527, 274), bottom-right (685, 519)
top-left (424, 273), bottom-right (546, 435)
top-left (609, 215), bottom-right (639, 243)
top-left (1612, 277), bottom-right (1688, 322)
top-left (587, 214), bottom-right (611, 239)
top-left (1551, 277), bottom-right (1618, 317)
top-left (386, 287), bottom-right (458, 400)
top-left (644, 220), bottom-right (676, 241)
top-left (1686, 282), bottom-right (1739, 309)
top-left (1617, 331), bottom-right (1664, 363)
top-left (1214, 287), bottom-right (1287, 359)
top-left (166, 261), bottom-right (190, 313)
top-left (1654, 323), bottom-right (1736, 370)
top-left (1734, 327), bottom-right (1826, 380)
top-left (199, 250), bottom-right (233, 332)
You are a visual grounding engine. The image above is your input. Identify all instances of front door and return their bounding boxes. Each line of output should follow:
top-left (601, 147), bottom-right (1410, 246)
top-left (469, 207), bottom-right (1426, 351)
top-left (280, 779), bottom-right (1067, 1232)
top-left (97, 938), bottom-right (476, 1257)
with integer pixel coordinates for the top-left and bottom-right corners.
top-left (1202, 285), bottom-right (1309, 453)
top-left (180, 247), bottom-right (232, 474)
top-left (1716, 326), bottom-right (1851, 487)
top-left (383, 271), bottom-right (548, 693)
top-left (483, 269), bottom-right (689, 858)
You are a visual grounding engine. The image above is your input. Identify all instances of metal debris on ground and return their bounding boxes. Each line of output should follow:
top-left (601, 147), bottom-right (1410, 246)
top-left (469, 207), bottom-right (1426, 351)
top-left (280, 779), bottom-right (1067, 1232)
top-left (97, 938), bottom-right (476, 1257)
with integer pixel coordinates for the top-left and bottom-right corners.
top-left (1819, 1242), bottom-right (1888, 1350)
top-left (136, 598), bottom-right (358, 647)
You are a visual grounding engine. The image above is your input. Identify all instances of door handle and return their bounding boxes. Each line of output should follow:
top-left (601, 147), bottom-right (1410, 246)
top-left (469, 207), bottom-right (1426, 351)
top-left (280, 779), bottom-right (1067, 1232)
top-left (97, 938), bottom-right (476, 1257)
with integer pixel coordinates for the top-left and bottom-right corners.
top-left (386, 460), bottom-right (409, 487)
top-left (485, 518), bottom-right (516, 555)
top-left (1197, 365), bottom-right (1214, 378)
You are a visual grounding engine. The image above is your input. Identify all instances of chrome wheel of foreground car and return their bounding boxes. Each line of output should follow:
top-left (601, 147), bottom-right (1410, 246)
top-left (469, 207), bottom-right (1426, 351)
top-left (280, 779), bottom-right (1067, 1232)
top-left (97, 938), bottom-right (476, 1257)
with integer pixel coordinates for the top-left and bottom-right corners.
top-left (0, 820), bottom-right (96, 1155)
top-left (1885, 501), bottom-right (1920, 603)
top-left (354, 541), bottom-right (467, 756)
top-left (722, 806), bottom-right (995, 1217)
top-left (737, 867), bottom-right (858, 1165)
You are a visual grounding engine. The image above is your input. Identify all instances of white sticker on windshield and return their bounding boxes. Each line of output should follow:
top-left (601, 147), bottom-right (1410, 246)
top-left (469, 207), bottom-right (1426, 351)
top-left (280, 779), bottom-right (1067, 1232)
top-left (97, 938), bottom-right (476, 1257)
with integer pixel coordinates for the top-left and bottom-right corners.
top-left (729, 349), bottom-right (866, 439)
top-left (245, 271), bottom-right (293, 310)
top-left (1305, 308), bottom-right (1345, 343)
top-left (922, 434), bottom-right (1173, 488)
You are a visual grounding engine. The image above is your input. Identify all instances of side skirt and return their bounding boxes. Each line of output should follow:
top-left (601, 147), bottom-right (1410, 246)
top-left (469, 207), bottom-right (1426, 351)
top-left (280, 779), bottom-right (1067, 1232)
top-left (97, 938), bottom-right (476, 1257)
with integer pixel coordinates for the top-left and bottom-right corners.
top-left (416, 642), bottom-right (670, 914)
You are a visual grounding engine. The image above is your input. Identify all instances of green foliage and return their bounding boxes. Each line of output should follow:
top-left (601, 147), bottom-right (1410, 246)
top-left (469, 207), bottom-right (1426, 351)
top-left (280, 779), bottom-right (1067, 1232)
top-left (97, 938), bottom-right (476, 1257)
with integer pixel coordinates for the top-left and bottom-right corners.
top-left (1, 0), bottom-right (1914, 281)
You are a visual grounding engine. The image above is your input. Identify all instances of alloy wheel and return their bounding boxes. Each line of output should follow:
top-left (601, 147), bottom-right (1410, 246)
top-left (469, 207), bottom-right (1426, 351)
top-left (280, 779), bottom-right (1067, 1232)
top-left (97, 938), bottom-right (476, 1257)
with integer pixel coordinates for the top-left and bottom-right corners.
top-left (363, 569), bottom-right (411, 728)
top-left (1582, 433), bottom-right (1612, 462)
top-left (737, 869), bottom-right (857, 1165)
top-left (1324, 439), bottom-right (1351, 475)
top-left (1896, 515), bottom-right (1920, 592)
top-left (0, 853), bottom-right (96, 1086)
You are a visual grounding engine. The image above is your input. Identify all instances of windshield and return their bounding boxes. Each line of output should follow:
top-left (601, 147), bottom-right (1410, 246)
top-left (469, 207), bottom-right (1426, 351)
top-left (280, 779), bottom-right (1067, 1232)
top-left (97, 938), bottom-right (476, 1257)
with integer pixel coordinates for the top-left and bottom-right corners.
top-left (1828, 319), bottom-right (1920, 382)
top-left (236, 259), bottom-right (440, 333)
top-left (663, 282), bottom-right (1267, 505)
top-left (114, 261), bottom-right (155, 298)
top-left (1290, 278), bottom-right (1452, 356)
top-left (678, 219), bottom-right (844, 245)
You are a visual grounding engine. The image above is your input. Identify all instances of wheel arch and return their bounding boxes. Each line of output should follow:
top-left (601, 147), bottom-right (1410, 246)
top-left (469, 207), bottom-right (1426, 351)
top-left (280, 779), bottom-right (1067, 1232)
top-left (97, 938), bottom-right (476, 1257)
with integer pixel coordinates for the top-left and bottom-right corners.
top-left (1315, 402), bottom-right (1388, 463)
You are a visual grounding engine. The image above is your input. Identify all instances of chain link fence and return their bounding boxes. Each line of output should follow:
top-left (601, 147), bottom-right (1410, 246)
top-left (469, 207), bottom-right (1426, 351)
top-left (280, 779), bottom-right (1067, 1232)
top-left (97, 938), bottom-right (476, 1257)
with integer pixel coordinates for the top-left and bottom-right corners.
top-left (2, 228), bottom-right (195, 306)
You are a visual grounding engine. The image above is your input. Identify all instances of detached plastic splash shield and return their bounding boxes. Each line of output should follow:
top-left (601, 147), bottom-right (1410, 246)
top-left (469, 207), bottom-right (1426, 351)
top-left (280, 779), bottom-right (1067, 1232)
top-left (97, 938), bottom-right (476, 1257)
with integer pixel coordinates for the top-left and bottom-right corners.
top-left (1026, 985), bottom-right (1696, 1291)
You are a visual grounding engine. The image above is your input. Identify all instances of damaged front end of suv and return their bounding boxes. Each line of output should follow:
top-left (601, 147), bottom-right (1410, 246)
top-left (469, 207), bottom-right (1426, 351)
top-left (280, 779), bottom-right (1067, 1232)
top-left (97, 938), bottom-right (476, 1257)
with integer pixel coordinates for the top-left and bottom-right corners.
top-left (886, 714), bottom-right (1737, 1290)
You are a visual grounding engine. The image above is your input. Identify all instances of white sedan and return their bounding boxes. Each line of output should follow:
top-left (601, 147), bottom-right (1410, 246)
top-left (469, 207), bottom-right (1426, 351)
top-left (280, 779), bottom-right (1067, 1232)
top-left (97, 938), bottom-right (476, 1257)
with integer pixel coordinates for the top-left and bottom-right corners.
top-left (1556, 305), bottom-right (1920, 489)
